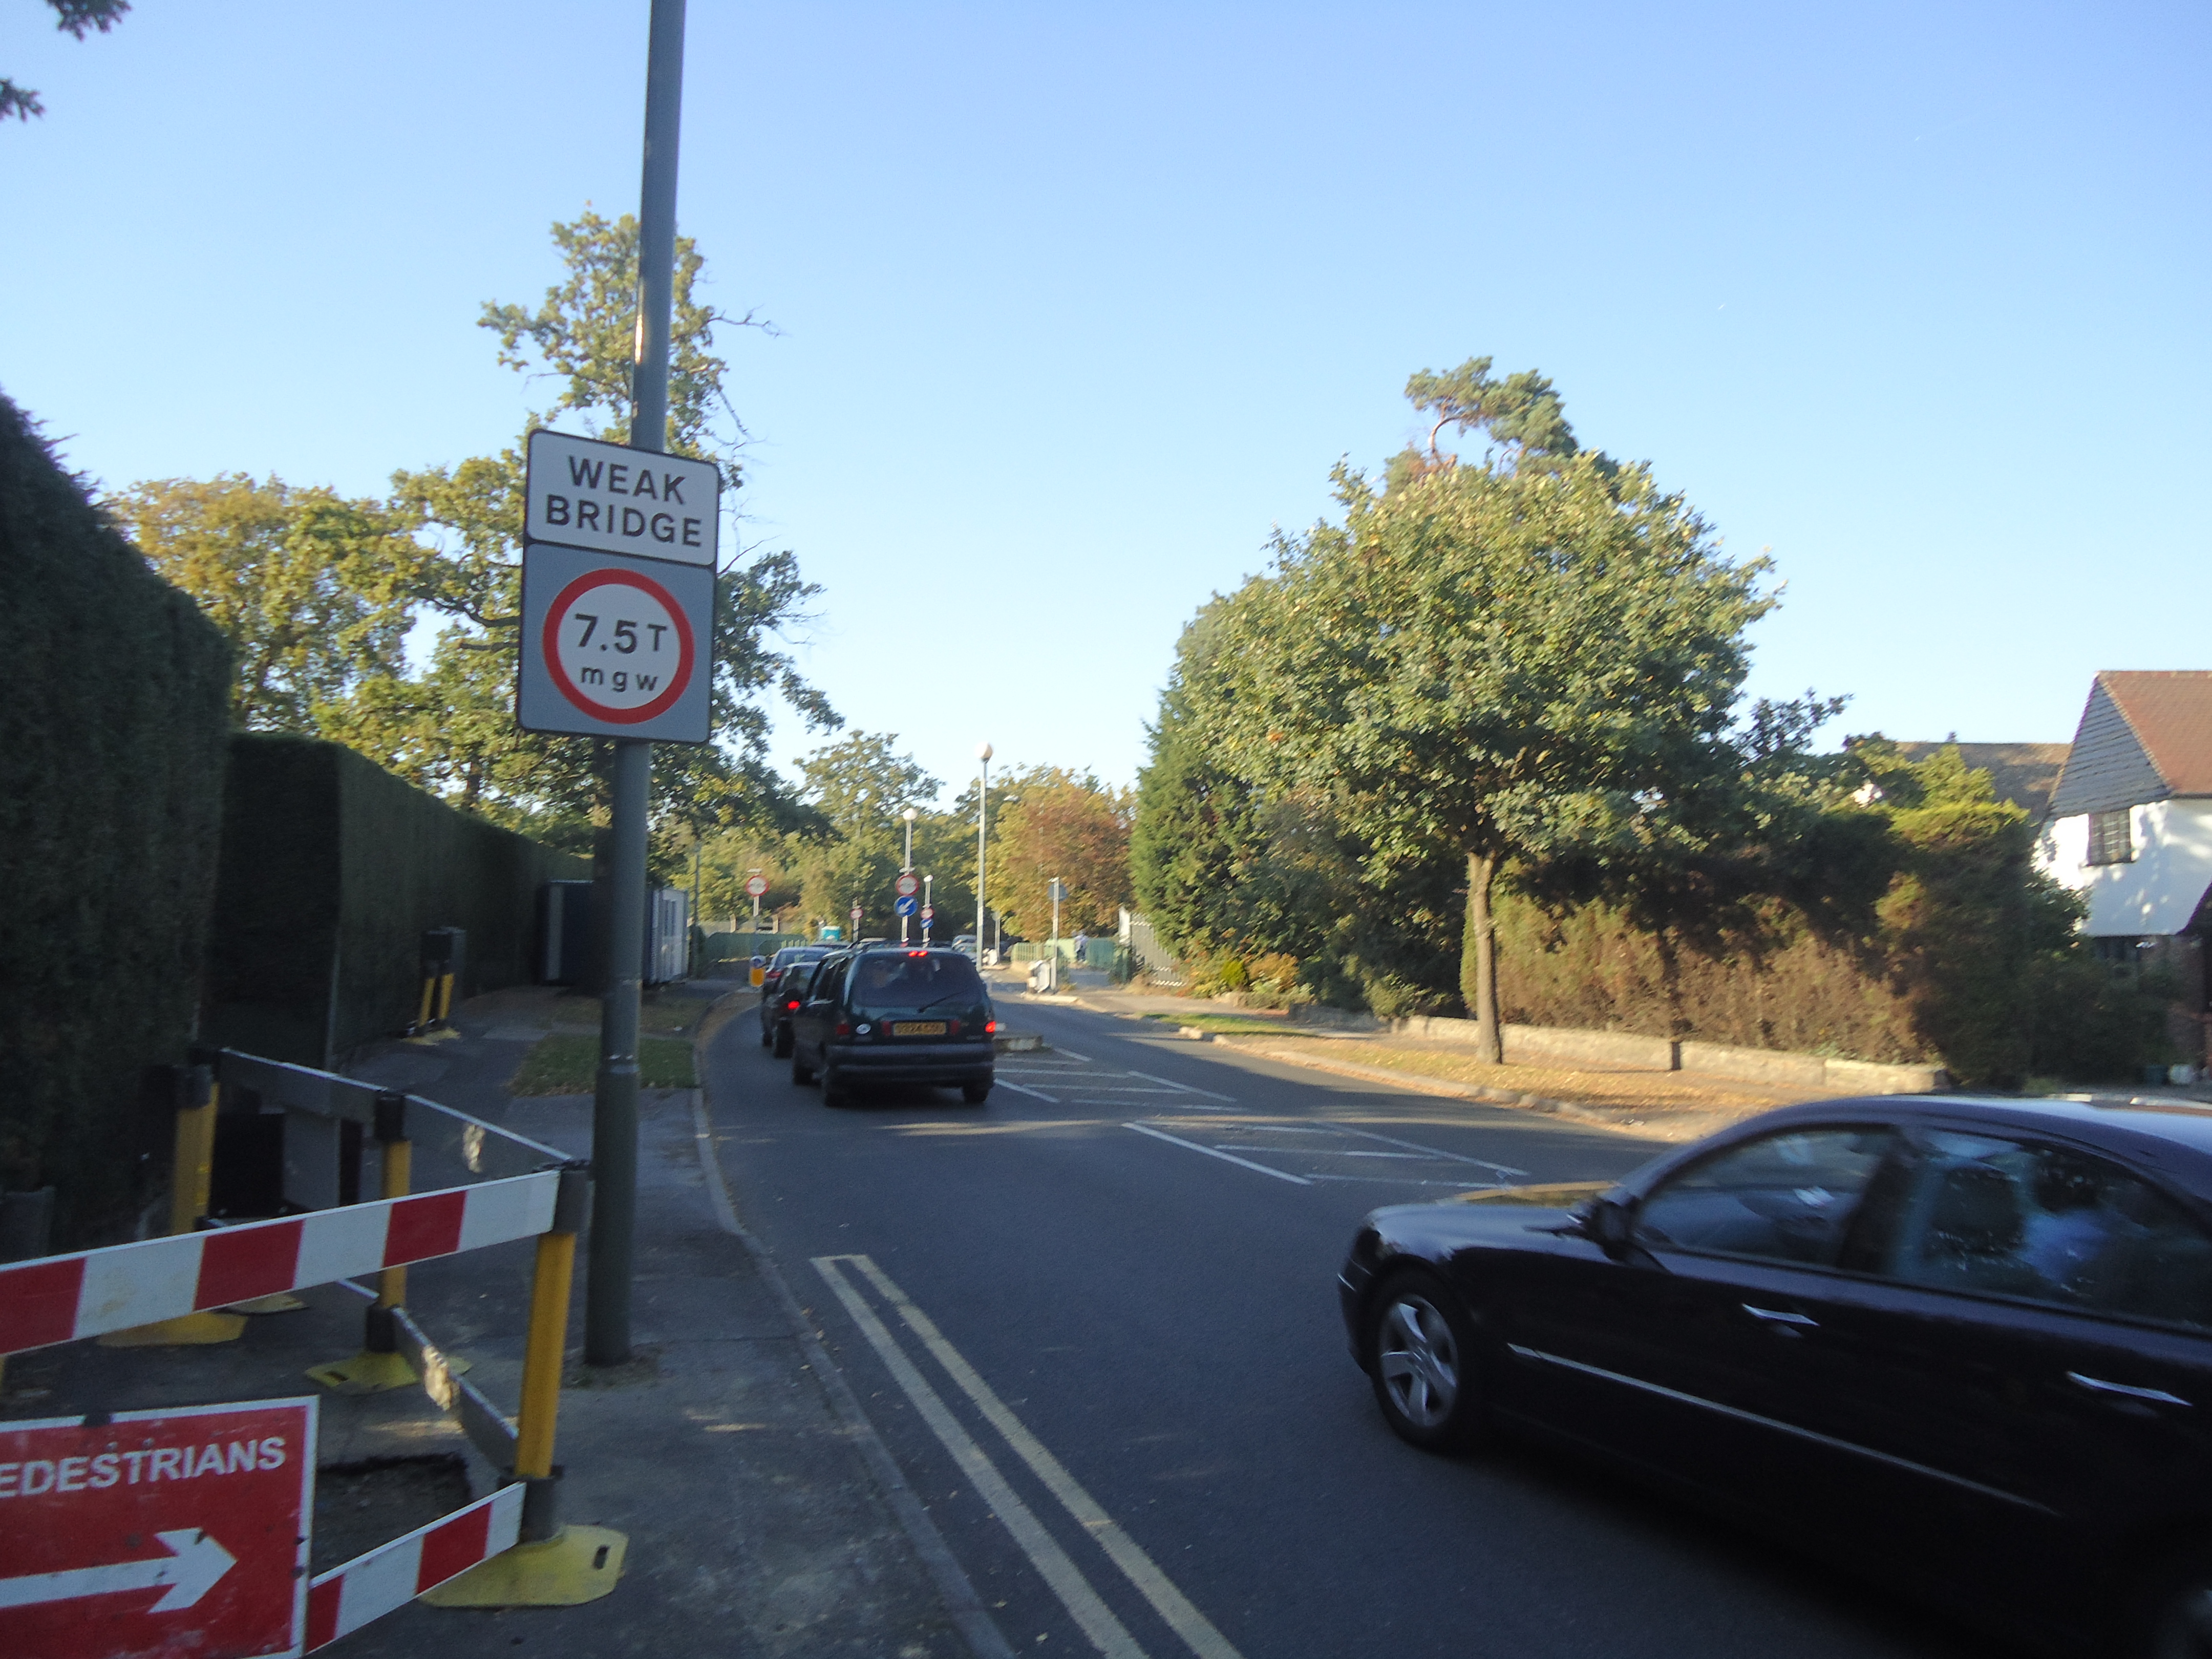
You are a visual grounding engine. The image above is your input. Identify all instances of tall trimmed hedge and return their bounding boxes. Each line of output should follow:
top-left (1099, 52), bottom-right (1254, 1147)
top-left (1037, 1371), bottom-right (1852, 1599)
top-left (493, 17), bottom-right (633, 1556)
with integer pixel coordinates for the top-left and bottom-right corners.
top-left (0, 392), bottom-right (232, 1248)
top-left (202, 735), bottom-right (589, 1066)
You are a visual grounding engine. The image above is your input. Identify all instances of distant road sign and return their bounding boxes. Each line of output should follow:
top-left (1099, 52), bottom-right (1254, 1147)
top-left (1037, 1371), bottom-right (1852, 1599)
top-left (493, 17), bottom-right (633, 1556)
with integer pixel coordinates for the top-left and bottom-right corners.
top-left (0, 1398), bottom-right (314, 1659)
top-left (920, 906), bottom-right (935, 923)
top-left (524, 429), bottom-right (719, 568)
top-left (895, 873), bottom-right (921, 899)
top-left (517, 543), bottom-right (713, 742)
top-left (745, 875), bottom-right (770, 898)
top-left (894, 896), bottom-right (918, 918)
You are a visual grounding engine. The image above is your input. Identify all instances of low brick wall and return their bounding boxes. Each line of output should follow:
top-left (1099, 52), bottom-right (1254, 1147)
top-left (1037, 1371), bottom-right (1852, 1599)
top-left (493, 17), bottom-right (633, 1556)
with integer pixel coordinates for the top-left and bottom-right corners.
top-left (1678, 1040), bottom-right (1827, 1089)
top-left (1287, 1007), bottom-right (1948, 1095)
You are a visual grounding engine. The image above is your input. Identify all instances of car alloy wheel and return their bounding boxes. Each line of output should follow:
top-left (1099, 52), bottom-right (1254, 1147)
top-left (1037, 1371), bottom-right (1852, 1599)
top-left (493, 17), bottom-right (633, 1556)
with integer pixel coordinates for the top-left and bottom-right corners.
top-left (1370, 1274), bottom-right (1482, 1452)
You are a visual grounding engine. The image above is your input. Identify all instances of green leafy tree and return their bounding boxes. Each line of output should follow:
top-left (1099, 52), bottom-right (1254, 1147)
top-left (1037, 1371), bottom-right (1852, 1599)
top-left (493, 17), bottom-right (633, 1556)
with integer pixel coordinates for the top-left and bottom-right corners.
top-left (1209, 362), bottom-right (1786, 1061)
top-left (986, 769), bottom-right (1132, 939)
top-left (785, 733), bottom-right (939, 936)
top-left (112, 475), bottom-right (423, 731)
top-left (3, 0), bottom-right (127, 123)
top-left (1135, 595), bottom-right (1465, 1009)
top-left (336, 210), bottom-right (835, 841)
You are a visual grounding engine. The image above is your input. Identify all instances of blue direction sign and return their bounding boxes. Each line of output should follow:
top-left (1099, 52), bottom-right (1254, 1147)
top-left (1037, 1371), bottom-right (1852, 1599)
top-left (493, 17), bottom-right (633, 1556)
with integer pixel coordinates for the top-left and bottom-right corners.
top-left (894, 896), bottom-right (919, 918)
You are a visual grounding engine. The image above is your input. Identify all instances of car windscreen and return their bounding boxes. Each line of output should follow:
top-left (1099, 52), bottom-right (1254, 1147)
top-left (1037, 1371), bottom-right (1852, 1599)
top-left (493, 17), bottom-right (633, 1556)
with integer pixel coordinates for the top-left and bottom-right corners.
top-left (847, 952), bottom-right (984, 1009)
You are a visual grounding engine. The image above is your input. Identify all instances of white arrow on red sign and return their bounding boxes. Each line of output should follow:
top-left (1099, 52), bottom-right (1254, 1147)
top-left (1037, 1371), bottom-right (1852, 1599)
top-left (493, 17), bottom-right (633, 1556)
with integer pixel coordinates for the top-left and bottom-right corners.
top-left (0, 1528), bottom-right (234, 1613)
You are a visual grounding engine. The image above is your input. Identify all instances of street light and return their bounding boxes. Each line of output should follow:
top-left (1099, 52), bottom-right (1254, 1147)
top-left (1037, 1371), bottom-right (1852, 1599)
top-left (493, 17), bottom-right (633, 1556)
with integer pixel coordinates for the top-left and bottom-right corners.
top-left (901, 806), bottom-right (918, 945)
top-left (975, 741), bottom-right (992, 968)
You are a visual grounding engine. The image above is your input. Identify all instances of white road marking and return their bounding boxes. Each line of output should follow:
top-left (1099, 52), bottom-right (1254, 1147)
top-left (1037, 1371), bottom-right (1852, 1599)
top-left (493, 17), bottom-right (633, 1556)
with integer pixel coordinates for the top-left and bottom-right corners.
top-left (995, 1079), bottom-right (1060, 1103)
top-left (1124, 1123), bottom-right (1311, 1185)
top-left (1216, 1120), bottom-right (1526, 1178)
top-left (1121, 1069), bottom-right (1235, 1102)
top-left (843, 1256), bottom-right (1247, 1659)
top-left (813, 1258), bottom-right (1145, 1659)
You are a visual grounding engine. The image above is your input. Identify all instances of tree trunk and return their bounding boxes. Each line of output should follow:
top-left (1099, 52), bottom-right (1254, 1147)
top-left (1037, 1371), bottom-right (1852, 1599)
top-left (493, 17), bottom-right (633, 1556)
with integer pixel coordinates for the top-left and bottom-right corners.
top-left (1458, 850), bottom-right (1503, 1064)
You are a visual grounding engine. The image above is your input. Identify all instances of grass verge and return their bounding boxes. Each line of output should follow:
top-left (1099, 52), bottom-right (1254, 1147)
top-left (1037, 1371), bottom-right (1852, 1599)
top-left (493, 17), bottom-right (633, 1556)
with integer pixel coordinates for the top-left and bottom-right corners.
top-left (511, 1032), bottom-right (698, 1095)
top-left (547, 995), bottom-right (701, 1035)
top-left (1218, 1036), bottom-right (1815, 1116)
top-left (1142, 1011), bottom-right (1314, 1037)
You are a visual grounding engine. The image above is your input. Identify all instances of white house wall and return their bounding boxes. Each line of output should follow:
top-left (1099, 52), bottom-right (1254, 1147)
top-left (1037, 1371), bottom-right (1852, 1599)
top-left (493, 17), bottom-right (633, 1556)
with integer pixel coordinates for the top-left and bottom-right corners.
top-left (2039, 799), bottom-right (2212, 936)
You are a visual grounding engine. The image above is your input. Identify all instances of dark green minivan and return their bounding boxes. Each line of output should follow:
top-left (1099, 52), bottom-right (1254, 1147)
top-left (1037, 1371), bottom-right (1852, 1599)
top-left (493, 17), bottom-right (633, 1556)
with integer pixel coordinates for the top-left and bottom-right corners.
top-left (790, 947), bottom-right (997, 1105)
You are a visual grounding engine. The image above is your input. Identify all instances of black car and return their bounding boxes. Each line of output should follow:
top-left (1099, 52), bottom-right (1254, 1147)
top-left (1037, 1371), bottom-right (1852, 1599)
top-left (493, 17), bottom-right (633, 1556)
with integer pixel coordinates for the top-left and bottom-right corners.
top-left (758, 946), bottom-right (834, 1055)
top-left (1338, 1094), bottom-right (2212, 1656)
top-left (789, 947), bottom-right (996, 1105)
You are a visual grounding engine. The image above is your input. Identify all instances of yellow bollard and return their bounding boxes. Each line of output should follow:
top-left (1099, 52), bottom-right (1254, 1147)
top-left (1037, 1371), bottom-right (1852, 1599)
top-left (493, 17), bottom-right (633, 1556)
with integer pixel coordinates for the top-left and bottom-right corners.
top-left (101, 1066), bottom-right (246, 1347)
top-left (425, 1165), bottom-right (625, 1608)
top-left (308, 1092), bottom-right (435, 1393)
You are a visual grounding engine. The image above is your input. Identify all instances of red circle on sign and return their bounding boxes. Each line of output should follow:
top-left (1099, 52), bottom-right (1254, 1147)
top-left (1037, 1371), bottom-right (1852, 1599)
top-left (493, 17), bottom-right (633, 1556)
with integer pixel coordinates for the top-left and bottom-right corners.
top-left (542, 568), bottom-right (696, 724)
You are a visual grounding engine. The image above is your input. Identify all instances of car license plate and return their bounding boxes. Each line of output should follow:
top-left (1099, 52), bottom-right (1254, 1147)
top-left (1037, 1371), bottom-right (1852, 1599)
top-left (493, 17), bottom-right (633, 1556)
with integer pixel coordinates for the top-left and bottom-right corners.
top-left (891, 1020), bottom-right (947, 1037)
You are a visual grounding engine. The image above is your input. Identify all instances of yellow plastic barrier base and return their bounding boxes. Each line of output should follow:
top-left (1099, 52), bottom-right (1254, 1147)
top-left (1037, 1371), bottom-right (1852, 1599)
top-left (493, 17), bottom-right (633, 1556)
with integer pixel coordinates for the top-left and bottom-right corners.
top-left (229, 1293), bottom-right (307, 1314)
top-left (305, 1347), bottom-right (470, 1394)
top-left (98, 1310), bottom-right (248, 1347)
top-left (421, 1525), bottom-right (627, 1607)
top-left (405, 1026), bottom-right (463, 1046)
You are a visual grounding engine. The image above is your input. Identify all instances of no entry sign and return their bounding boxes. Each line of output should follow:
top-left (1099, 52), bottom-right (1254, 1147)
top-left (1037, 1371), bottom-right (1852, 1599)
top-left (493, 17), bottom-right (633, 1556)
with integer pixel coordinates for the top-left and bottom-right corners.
top-left (0, 1397), bottom-right (315, 1659)
top-left (517, 542), bottom-right (714, 742)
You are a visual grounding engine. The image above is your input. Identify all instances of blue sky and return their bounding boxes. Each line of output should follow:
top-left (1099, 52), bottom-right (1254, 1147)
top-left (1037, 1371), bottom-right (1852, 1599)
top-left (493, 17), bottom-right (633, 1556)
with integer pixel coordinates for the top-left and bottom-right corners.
top-left (6, 2), bottom-right (2205, 801)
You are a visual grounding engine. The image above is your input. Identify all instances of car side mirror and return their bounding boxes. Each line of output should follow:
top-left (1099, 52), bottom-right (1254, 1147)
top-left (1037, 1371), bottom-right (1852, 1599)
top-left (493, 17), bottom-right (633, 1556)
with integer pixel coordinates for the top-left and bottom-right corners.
top-left (1580, 1193), bottom-right (1636, 1254)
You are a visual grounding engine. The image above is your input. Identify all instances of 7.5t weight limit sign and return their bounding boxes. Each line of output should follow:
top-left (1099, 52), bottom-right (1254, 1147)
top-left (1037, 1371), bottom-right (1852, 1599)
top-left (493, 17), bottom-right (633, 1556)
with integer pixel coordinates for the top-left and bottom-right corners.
top-left (517, 542), bottom-right (713, 742)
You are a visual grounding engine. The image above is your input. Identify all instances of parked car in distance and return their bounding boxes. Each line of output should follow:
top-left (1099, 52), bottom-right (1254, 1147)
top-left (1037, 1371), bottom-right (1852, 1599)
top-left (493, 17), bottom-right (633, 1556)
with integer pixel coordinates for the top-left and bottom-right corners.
top-left (790, 947), bottom-right (997, 1105)
top-left (1338, 1094), bottom-right (2212, 1657)
top-left (759, 947), bottom-right (833, 1056)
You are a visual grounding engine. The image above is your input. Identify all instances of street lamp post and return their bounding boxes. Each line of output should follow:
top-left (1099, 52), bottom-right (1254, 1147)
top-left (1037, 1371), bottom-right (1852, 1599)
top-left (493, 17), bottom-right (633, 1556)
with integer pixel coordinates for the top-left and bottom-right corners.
top-left (974, 742), bottom-right (992, 968)
top-left (901, 805), bottom-right (918, 944)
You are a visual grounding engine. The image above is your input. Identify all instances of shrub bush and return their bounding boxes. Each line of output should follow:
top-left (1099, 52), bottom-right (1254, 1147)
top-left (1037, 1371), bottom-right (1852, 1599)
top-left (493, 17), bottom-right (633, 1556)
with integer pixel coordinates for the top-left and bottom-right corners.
top-left (0, 393), bottom-right (231, 1246)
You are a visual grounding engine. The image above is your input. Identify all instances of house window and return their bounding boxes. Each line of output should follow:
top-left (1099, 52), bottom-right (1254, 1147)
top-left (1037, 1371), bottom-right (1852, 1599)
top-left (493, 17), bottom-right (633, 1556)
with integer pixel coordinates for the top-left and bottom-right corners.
top-left (2088, 809), bottom-right (2135, 865)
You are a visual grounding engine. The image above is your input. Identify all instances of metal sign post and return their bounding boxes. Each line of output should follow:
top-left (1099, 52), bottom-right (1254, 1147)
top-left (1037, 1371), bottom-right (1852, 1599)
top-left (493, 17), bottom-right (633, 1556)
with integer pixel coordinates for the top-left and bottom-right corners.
top-left (975, 741), bottom-right (992, 966)
top-left (557, 0), bottom-right (690, 1371)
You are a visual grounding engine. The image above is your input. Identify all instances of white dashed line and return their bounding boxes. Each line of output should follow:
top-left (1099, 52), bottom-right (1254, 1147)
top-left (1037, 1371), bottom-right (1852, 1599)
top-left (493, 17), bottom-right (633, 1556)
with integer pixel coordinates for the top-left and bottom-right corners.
top-left (1124, 1122), bottom-right (1311, 1185)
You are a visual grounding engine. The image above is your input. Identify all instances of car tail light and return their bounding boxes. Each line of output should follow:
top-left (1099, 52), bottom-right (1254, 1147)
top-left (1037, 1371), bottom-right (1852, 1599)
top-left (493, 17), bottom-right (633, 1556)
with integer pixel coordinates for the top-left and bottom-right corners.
top-left (835, 1021), bottom-right (853, 1037)
top-left (786, 999), bottom-right (800, 1010)
top-left (986, 1020), bottom-right (998, 1033)
top-left (947, 1019), bottom-right (962, 1036)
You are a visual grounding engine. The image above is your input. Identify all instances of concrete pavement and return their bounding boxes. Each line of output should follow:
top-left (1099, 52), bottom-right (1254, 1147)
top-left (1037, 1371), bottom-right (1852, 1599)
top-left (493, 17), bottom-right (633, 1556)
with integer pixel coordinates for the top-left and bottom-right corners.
top-left (0, 978), bottom-right (1002, 1657)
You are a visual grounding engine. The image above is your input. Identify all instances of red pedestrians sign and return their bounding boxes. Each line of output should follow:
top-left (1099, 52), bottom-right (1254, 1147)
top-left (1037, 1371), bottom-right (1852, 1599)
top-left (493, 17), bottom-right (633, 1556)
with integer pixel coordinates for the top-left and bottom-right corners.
top-left (0, 1398), bottom-right (315, 1659)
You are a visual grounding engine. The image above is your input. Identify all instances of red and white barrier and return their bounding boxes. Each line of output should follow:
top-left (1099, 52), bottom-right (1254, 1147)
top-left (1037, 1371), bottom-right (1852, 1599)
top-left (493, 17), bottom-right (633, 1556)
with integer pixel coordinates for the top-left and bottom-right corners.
top-left (0, 1171), bottom-right (558, 1356)
top-left (306, 1482), bottom-right (525, 1648)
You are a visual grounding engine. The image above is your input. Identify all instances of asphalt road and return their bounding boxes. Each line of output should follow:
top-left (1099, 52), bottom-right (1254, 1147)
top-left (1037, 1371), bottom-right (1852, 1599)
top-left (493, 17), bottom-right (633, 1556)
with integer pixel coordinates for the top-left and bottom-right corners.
top-left (700, 997), bottom-right (2005, 1659)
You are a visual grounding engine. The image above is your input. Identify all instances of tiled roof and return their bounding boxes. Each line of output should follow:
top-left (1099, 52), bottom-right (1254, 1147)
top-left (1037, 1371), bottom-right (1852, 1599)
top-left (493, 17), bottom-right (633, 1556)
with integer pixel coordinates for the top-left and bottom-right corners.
top-left (2101, 672), bottom-right (2212, 798)
top-left (1893, 742), bottom-right (2071, 817)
